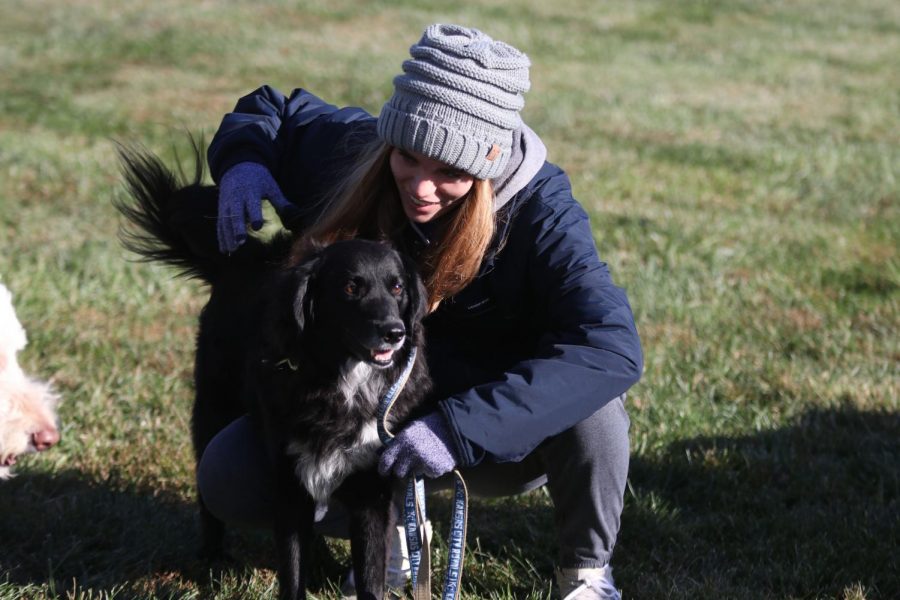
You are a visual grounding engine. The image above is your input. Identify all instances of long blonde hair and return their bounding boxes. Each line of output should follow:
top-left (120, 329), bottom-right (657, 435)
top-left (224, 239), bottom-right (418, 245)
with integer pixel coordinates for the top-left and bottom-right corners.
top-left (292, 140), bottom-right (495, 309)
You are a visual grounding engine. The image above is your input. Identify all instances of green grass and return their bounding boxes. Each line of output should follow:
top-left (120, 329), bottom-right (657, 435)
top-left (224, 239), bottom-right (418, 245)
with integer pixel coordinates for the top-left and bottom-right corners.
top-left (1, 0), bottom-right (897, 598)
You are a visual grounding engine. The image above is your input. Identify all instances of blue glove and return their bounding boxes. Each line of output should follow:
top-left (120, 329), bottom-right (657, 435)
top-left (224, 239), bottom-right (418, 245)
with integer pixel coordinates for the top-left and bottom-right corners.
top-left (379, 412), bottom-right (460, 479)
top-left (217, 162), bottom-right (297, 254)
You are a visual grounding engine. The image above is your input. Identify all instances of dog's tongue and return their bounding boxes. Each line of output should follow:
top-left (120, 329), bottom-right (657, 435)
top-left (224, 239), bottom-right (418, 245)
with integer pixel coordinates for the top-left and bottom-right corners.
top-left (1, 455), bottom-right (16, 467)
top-left (372, 348), bottom-right (394, 362)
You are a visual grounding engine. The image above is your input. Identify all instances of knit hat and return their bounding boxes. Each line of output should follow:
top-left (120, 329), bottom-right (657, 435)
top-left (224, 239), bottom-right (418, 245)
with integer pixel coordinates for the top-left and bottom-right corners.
top-left (376, 23), bottom-right (531, 180)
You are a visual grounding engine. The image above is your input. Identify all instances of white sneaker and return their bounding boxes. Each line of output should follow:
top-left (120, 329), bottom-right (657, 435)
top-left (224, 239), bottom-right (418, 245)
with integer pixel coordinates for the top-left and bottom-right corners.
top-left (340, 521), bottom-right (432, 599)
top-left (556, 565), bottom-right (622, 600)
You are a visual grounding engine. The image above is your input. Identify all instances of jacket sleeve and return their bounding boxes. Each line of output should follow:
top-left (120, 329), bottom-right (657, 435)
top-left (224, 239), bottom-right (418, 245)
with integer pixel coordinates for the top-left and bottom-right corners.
top-left (438, 175), bottom-right (643, 466)
top-left (206, 86), bottom-right (374, 198)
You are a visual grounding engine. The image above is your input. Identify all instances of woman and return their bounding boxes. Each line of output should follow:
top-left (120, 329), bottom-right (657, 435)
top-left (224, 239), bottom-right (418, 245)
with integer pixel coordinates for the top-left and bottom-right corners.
top-left (200, 23), bottom-right (642, 600)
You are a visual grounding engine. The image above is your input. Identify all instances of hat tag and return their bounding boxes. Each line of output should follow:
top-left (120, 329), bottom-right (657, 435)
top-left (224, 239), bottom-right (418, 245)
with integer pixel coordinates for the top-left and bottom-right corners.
top-left (486, 144), bottom-right (501, 161)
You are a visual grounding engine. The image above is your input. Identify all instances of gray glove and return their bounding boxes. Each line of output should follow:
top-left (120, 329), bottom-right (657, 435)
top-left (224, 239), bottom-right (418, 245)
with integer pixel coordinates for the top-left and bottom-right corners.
top-left (378, 412), bottom-right (460, 479)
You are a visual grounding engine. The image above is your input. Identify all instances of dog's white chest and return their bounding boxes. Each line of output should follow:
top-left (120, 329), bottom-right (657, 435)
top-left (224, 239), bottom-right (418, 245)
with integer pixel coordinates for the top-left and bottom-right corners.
top-left (287, 361), bottom-right (387, 505)
top-left (294, 419), bottom-right (382, 505)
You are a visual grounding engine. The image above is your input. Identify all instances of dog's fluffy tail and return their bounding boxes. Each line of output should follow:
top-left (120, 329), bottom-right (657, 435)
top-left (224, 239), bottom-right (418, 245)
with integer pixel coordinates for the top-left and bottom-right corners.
top-left (114, 141), bottom-right (228, 284)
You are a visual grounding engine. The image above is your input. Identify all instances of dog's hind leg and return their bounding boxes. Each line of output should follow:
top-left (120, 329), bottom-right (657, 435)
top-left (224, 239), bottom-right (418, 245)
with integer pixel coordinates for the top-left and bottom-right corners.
top-left (191, 396), bottom-right (243, 560)
top-left (196, 494), bottom-right (227, 560)
top-left (191, 337), bottom-right (247, 560)
top-left (192, 433), bottom-right (228, 560)
top-left (341, 472), bottom-right (398, 600)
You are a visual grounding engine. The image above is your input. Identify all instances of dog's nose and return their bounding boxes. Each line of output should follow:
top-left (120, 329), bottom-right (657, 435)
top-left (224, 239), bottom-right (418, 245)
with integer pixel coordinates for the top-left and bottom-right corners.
top-left (380, 324), bottom-right (406, 345)
top-left (32, 427), bottom-right (60, 451)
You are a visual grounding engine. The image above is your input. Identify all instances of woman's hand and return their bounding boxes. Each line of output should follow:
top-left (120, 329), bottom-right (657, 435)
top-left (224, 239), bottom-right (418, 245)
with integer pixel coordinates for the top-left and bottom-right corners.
top-left (379, 412), bottom-right (460, 479)
top-left (217, 162), bottom-right (296, 253)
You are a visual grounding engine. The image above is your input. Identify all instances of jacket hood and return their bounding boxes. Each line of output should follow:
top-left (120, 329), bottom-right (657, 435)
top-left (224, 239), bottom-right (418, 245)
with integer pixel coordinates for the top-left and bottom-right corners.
top-left (491, 123), bottom-right (547, 212)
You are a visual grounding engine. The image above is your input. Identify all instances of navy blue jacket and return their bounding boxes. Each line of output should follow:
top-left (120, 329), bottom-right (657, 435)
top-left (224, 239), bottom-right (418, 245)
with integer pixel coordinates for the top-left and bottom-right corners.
top-left (208, 86), bottom-right (643, 467)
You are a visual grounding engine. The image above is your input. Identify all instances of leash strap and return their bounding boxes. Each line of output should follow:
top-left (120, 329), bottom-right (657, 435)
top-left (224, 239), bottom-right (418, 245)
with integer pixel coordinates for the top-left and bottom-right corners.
top-left (442, 470), bottom-right (469, 600)
top-left (378, 346), bottom-right (469, 599)
top-left (411, 480), bottom-right (431, 600)
top-left (405, 476), bottom-right (427, 587)
top-left (377, 348), bottom-right (429, 592)
top-left (376, 347), bottom-right (417, 445)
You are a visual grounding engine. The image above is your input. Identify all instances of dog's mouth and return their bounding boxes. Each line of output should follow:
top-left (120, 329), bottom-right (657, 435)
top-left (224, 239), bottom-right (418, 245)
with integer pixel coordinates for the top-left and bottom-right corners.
top-left (370, 347), bottom-right (396, 366)
top-left (368, 335), bottom-right (407, 367)
top-left (1, 454), bottom-right (17, 467)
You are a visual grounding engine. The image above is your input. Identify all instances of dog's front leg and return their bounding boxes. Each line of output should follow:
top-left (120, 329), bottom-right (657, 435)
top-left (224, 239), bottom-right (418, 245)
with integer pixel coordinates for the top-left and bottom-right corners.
top-left (342, 472), bottom-right (397, 600)
top-left (274, 456), bottom-right (315, 600)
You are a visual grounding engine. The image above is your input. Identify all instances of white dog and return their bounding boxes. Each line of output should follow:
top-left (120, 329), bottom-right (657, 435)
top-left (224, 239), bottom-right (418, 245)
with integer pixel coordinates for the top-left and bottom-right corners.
top-left (0, 283), bottom-right (59, 478)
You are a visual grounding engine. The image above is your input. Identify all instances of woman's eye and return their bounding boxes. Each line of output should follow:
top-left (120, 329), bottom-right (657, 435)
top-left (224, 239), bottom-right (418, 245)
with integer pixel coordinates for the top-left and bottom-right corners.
top-left (390, 283), bottom-right (403, 296)
top-left (344, 282), bottom-right (358, 296)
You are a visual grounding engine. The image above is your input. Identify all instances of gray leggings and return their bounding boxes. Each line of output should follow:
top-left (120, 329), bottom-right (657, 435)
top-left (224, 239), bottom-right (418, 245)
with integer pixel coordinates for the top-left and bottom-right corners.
top-left (197, 395), bottom-right (629, 568)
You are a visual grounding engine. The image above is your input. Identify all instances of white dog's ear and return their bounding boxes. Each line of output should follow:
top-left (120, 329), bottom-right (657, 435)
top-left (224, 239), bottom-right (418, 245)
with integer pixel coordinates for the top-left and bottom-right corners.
top-left (0, 283), bottom-right (28, 373)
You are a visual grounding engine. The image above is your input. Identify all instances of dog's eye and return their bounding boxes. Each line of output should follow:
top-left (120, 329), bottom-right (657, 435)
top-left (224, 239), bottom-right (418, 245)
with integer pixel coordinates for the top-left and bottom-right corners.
top-left (390, 283), bottom-right (403, 296)
top-left (344, 282), bottom-right (358, 296)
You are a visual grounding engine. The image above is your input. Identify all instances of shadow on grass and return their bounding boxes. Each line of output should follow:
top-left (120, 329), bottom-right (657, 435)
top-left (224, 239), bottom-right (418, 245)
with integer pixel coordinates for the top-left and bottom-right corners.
top-left (619, 406), bottom-right (899, 599)
top-left (360, 405), bottom-right (898, 599)
top-left (425, 489), bottom-right (558, 599)
top-left (0, 469), bottom-right (279, 597)
top-left (1, 407), bottom-right (895, 599)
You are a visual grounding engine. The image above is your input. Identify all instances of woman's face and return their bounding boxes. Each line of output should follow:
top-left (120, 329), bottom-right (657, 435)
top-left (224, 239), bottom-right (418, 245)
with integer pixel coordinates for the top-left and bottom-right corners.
top-left (389, 148), bottom-right (475, 224)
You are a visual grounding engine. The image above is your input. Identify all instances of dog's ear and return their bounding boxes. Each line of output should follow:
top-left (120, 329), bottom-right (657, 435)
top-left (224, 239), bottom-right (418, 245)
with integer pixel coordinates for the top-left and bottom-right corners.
top-left (257, 256), bottom-right (321, 370)
top-left (399, 251), bottom-right (428, 333)
top-left (0, 284), bottom-right (27, 374)
top-left (288, 236), bottom-right (325, 269)
top-left (290, 250), bottom-right (324, 333)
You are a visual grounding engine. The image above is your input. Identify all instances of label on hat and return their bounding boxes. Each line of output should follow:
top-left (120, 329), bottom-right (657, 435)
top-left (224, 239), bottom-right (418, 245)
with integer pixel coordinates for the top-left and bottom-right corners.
top-left (486, 144), bottom-right (501, 161)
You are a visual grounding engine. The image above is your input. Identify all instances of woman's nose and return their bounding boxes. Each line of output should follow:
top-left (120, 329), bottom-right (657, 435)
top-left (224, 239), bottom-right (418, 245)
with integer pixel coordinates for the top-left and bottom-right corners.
top-left (411, 175), bottom-right (436, 198)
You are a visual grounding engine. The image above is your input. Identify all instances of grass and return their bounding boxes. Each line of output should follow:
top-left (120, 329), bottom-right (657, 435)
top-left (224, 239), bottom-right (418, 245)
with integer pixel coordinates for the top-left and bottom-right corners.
top-left (1, 0), bottom-right (897, 598)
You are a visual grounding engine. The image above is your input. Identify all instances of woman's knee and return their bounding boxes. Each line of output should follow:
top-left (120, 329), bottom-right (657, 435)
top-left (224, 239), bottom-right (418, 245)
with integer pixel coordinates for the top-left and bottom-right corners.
top-left (574, 394), bottom-right (629, 450)
top-left (541, 394), bottom-right (630, 477)
top-left (196, 416), bottom-right (274, 528)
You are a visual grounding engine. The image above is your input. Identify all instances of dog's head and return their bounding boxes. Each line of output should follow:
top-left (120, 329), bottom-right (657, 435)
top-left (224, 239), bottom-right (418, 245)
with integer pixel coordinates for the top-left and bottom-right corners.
top-left (286, 240), bottom-right (427, 369)
top-left (0, 284), bottom-right (60, 479)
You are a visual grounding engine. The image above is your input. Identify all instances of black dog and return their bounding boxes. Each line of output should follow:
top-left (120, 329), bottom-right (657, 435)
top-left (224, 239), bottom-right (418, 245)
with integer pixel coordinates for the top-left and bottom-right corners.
top-left (115, 145), bottom-right (430, 599)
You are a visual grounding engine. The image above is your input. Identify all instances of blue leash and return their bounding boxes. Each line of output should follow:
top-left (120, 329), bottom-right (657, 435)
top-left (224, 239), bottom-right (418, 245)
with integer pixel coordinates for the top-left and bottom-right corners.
top-left (442, 471), bottom-right (468, 600)
top-left (377, 347), bottom-right (469, 600)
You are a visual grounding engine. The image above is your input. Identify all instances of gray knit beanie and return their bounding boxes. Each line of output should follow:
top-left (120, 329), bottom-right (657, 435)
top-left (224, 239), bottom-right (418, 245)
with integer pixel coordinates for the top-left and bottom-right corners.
top-left (376, 23), bottom-right (531, 180)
